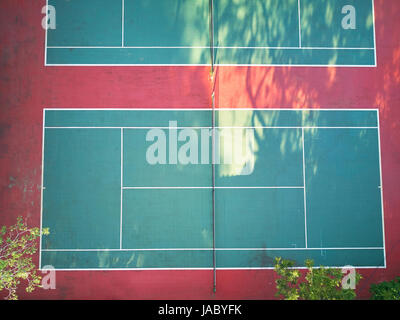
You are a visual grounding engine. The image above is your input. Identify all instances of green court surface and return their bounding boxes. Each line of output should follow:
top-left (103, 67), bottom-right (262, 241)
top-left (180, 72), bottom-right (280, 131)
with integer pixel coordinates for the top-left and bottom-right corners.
top-left (45, 0), bottom-right (376, 66)
top-left (40, 109), bottom-right (385, 269)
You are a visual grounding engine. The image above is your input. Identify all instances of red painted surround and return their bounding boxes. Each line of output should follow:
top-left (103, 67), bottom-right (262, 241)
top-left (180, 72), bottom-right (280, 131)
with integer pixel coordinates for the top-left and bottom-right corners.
top-left (0, 0), bottom-right (399, 299)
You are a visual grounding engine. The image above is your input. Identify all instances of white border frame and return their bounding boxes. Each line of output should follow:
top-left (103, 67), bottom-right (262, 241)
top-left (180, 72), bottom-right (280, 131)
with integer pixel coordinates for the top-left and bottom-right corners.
top-left (39, 108), bottom-right (386, 270)
top-left (43, 0), bottom-right (377, 67)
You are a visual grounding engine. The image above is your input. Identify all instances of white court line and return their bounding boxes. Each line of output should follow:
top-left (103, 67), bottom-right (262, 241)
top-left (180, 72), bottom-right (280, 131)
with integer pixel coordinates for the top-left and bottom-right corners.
top-left (45, 126), bottom-right (213, 129)
top-left (213, 63), bottom-right (376, 67)
top-left (39, 266), bottom-right (386, 271)
top-left (43, 108), bottom-right (380, 111)
top-left (39, 109), bottom-right (46, 269)
top-left (44, 126), bottom-right (378, 129)
top-left (44, 0), bottom-right (48, 66)
top-left (216, 266), bottom-right (386, 270)
top-left (377, 110), bottom-right (387, 268)
top-left (42, 247), bottom-right (384, 252)
top-left (42, 268), bottom-right (215, 271)
top-left (298, 0), bottom-right (302, 48)
top-left (47, 46), bottom-right (210, 49)
top-left (120, 128), bottom-right (123, 249)
top-left (44, 63), bottom-right (377, 67)
top-left (121, 0), bottom-right (124, 47)
top-left (302, 128), bottom-right (308, 248)
top-left (210, 126), bottom-right (378, 129)
top-left (372, 0), bottom-right (377, 66)
top-left (217, 47), bottom-right (375, 50)
top-left (46, 46), bottom-right (375, 50)
top-left (122, 186), bottom-right (304, 189)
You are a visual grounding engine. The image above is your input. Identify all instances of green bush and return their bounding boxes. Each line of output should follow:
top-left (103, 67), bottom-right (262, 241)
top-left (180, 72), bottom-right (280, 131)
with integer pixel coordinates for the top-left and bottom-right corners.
top-left (370, 277), bottom-right (400, 300)
top-left (0, 217), bottom-right (49, 300)
top-left (274, 257), bottom-right (362, 300)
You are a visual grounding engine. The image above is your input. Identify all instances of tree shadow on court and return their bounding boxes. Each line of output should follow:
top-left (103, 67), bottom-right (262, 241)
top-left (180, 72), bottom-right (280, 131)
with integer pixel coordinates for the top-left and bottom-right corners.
top-left (211, 0), bottom-right (394, 270)
top-left (134, 0), bottom-right (210, 64)
top-left (354, 0), bottom-right (400, 298)
top-left (212, 0), bottom-right (377, 112)
top-left (213, 0), bottom-right (374, 66)
top-left (212, 0), bottom-right (380, 168)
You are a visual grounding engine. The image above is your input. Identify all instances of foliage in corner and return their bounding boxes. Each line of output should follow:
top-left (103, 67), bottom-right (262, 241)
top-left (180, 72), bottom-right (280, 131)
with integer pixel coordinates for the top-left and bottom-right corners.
top-left (0, 217), bottom-right (49, 300)
top-left (274, 257), bottom-right (362, 300)
top-left (370, 277), bottom-right (400, 300)
top-left (274, 257), bottom-right (301, 300)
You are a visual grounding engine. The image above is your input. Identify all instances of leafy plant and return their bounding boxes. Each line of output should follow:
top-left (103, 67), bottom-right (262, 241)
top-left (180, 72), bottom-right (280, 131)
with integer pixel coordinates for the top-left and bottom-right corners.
top-left (274, 257), bottom-right (301, 300)
top-left (370, 277), bottom-right (400, 300)
top-left (274, 257), bottom-right (362, 300)
top-left (0, 217), bottom-right (49, 300)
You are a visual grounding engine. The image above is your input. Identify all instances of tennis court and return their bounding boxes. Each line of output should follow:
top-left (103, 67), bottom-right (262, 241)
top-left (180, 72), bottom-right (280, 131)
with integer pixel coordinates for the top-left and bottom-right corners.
top-left (45, 0), bottom-right (376, 66)
top-left (40, 109), bottom-right (385, 270)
